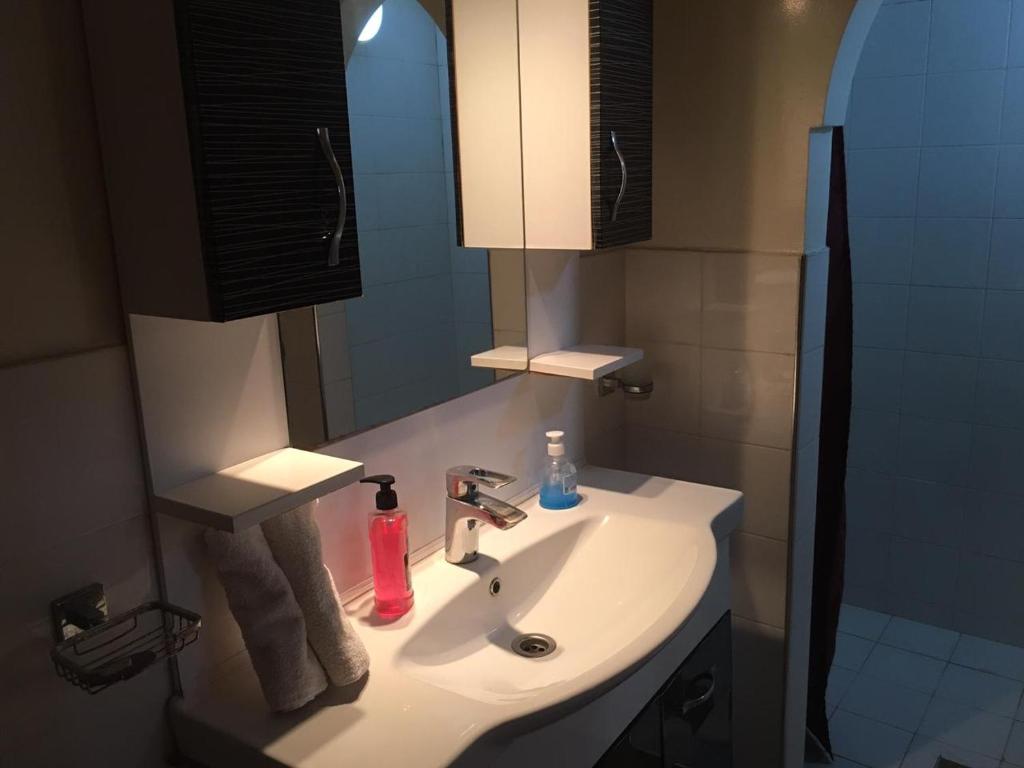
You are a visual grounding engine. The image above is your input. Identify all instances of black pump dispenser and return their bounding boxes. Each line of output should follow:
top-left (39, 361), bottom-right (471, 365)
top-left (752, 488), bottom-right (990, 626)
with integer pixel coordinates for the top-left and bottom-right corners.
top-left (360, 474), bottom-right (398, 511)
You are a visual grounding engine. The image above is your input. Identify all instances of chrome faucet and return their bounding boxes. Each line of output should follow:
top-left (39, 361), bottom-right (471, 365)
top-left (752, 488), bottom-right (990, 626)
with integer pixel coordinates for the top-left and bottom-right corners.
top-left (445, 466), bottom-right (527, 564)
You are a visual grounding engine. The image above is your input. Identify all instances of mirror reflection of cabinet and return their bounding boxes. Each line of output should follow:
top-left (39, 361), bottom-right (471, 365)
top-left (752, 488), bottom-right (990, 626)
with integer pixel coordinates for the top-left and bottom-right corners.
top-left (280, 0), bottom-right (528, 449)
top-left (449, 0), bottom-right (653, 251)
top-left (84, 0), bottom-right (362, 322)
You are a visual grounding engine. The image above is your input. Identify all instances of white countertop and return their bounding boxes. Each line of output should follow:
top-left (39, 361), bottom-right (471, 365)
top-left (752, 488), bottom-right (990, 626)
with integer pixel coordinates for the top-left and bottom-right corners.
top-left (171, 467), bottom-right (743, 768)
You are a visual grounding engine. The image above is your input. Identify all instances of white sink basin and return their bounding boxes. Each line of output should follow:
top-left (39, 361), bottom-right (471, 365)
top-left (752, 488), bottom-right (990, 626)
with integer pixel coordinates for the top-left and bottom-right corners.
top-left (172, 467), bottom-right (743, 768)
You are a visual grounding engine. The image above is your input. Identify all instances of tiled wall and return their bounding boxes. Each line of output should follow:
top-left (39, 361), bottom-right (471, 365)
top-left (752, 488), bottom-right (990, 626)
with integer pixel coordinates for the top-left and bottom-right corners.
top-left (316, 0), bottom-right (494, 436)
top-left (580, 247), bottom-right (806, 764)
top-left (0, 4), bottom-right (169, 765)
top-left (844, 0), bottom-right (1024, 646)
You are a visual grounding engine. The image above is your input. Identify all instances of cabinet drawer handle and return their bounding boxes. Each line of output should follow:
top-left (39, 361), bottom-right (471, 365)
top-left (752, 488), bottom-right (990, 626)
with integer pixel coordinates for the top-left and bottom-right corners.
top-left (610, 130), bottom-right (628, 223)
top-left (316, 126), bottom-right (347, 267)
top-left (679, 672), bottom-right (716, 716)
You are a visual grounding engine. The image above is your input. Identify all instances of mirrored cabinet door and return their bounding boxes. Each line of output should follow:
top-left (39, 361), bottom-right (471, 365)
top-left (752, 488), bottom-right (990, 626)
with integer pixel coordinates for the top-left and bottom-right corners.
top-left (449, 0), bottom-right (653, 251)
top-left (280, 0), bottom-right (527, 448)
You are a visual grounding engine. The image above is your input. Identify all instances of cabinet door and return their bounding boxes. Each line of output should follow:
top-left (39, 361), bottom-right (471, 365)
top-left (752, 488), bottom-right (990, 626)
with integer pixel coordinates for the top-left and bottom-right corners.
top-left (590, 0), bottom-right (653, 250)
top-left (661, 613), bottom-right (733, 767)
top-left (176, 0), bottom-right (362, 321)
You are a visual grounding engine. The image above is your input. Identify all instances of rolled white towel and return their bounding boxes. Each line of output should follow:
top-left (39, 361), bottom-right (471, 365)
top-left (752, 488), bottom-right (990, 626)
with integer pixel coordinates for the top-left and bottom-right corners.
top-left (262, 505), bottom-right (370, 687)
top-left (205, 526), bottom-right (328, 712)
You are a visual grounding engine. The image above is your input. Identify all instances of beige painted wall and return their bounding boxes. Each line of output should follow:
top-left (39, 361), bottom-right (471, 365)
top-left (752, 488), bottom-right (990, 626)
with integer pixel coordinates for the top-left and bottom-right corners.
top-left (0, 2), bottom-right (124, 367)
top-left (651, 0), bottom-right (857, 255)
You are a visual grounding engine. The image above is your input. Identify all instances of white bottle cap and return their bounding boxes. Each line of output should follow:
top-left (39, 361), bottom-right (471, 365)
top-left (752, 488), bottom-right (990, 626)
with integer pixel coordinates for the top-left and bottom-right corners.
top-left (546, 430), bottom-right (565, 457)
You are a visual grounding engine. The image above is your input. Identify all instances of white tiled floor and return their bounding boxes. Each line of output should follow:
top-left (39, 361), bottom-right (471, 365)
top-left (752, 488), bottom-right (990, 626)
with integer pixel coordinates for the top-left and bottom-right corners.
top-left (807, 604), bottom-right (1024, 768)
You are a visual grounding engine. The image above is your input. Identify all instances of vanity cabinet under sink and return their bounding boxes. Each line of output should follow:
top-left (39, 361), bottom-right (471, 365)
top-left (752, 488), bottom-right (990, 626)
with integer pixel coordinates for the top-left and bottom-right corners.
top-left (83, 0), bottom-right (362, 322)
top-left (597, 613), bottom-right (733, 768)
top-left (449, 0), bottom-right (653, 251)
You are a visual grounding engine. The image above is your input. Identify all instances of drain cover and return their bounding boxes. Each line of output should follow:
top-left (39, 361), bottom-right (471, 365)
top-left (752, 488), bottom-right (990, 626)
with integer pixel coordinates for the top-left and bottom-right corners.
top-left (511, 633), bottom-right (556, 658)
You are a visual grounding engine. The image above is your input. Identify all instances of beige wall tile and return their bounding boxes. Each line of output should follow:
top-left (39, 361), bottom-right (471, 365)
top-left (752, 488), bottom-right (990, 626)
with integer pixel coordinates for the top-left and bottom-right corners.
top-left (624, 425), bottom-right (703, 483)
top-left (732, 532), bottom-right (790, 627)
top-left (0, 2), bottom-right (124, 366)
top-left (701, 251), bottom-right (801, 354)
top-left (625, 249), bottom-right (701, 345)
top-left (650, 1), bottom-right (856, 254)
top-left (625, 342), bottom-right (700, 434)
top-left (699, 438), bottom-right (792, 541)
top-left (701, 348), bottom-right (797, 449)
top-left (580, 250), bottom-right (626, 346)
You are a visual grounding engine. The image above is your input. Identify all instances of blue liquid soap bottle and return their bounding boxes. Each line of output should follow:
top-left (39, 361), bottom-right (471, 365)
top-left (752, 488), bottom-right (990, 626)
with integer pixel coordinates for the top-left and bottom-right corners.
top-left (540, 430), bottom-right (579, 509)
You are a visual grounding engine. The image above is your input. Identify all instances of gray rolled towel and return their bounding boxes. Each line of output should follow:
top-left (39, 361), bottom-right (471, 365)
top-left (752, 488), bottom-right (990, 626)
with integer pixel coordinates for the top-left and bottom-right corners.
top-left (205, 526), bottom-right (328, 712)
top-left (262, 505), bottom-right (370, 687)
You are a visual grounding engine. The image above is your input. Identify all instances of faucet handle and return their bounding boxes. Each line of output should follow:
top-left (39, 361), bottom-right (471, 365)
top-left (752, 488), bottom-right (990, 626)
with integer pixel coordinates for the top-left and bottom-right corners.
top-left (446, 466), bottom-right (516, 497)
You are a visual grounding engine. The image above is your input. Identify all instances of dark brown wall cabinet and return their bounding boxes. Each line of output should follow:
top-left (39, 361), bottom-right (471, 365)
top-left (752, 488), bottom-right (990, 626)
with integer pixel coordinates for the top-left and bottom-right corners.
top-left (84, 0), bottom-right (361, 322)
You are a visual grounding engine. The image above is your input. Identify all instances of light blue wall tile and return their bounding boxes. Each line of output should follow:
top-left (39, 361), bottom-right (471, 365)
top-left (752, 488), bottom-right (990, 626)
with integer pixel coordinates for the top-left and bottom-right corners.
top-left (352, 174), bottom-right (380, 231)
top-left (917, 147), bottom-right (999, 218)
top-left (964, 489), bottom-right (1024, 562)
top-left (373, 117), bottom-right (444, 174)
top-left (906, 286), bottom-right (985, 355)
top-left (929, 0), bottom-right (1011, 73)
top-left (970, 424), bottom-right (1024, 494)
top-left (912, 218), bottom-right (993, 288)
top-left (452, 272), bottom-right (492, 325)
top-left (923, 70), bottom-right (1006, 146)
top-left (849, 408), bottom-right (902, 472)
top-left (375, 173), bottom-right (447, 228)
top-left (1003, 68), bottom-right (1024, 143)
top-left (845, 529), bottom-right (892, 591)
top-left (847, 76), bottom-right (926, 149)
top-left (989, 220), bottom-right (1024, 289)
top-left (901, 351), bottom-right (979, 421)
top-left (976, 358), bottom-right (1024, 429)
top-left (850, 218), bottom-right (915, 284)
top-left (894, 478), bottom-right (969, 548)
top-left (353, 0), bottom-right (440, 65)
top-left (854, 283), bottom-right (910, 349)
top-left (890, 536), bottom-right (959, 605)
top-left (995, 146), bottom-right (1024, 218)
top-left (847, 149), bottom-right (921, 217)
top-left (853, 346), bottom-right (905, 411)
top-left (847, 468), bottom-right (897, 532)
top-left (982, 290), bottom-right (1024, 359)
top-left (1011, 1), bottom-right (1024, 67)
top-left (858, 2), bottom-right (932, 77)
top-left (897, 414), bottom-right (973, 483)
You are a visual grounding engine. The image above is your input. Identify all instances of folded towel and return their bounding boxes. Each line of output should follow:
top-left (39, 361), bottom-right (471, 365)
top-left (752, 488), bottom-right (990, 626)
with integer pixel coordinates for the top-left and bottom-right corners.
top-left (205, 526), bottom-right (328, 712)
top-left (262, 505), bottom-right (370, 687)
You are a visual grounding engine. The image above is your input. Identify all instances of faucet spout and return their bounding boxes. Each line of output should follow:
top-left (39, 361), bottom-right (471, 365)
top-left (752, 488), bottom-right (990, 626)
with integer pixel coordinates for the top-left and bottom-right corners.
top-left (444, 467), bottom-right (527, 564)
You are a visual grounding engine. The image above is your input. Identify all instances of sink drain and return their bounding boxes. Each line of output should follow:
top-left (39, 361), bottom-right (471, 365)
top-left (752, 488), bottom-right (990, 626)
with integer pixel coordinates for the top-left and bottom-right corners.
top-left (511, 633), bottom-right (556, 658)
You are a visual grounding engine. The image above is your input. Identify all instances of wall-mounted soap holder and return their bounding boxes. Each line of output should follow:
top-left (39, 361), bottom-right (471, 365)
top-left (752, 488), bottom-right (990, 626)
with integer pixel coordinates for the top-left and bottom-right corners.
top-left (598, 374), bottom-right (655, 400)
top-left (50, 583), bottom-right (201, 694)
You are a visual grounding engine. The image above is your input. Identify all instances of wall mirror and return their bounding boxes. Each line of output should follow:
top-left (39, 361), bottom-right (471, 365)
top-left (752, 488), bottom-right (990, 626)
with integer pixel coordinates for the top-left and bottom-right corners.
top-left (279, 0), bottom-right (528, 449)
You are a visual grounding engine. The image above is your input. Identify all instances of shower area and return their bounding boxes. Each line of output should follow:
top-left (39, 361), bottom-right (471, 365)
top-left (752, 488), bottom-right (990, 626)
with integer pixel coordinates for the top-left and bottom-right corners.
top-left (823, 1), bottom-right (1024, 765)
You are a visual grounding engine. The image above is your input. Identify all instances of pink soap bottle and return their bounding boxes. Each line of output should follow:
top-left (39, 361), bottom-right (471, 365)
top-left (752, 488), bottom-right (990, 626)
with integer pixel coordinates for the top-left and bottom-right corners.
top-left (361, 475), bottom-right (413, 618)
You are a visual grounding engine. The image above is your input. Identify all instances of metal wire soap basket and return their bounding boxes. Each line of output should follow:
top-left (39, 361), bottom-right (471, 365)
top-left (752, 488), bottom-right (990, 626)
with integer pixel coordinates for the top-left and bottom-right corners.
top-left (51, 600), bottom-right (201, 694)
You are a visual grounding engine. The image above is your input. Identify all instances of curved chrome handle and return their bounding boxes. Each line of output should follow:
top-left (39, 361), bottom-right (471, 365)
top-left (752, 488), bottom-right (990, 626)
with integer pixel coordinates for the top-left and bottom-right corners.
top-left (679, 671), bottom-right (716, 716)
top-left (316, 127), bottom-right (347, 267)
top-left (610, 130), bottom-right (628, 223)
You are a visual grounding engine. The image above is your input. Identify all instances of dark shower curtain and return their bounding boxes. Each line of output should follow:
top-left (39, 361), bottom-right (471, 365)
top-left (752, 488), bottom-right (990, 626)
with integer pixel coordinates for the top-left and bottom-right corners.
top-left (805, 126), bottom-right (853, 758)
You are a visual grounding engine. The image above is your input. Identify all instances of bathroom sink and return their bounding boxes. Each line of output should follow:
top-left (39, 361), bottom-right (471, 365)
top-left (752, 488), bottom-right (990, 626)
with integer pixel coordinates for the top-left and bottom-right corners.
top-left (397, 513), bottom-right (699, 704)
top-left (171, 466), bottom-right (742, 768)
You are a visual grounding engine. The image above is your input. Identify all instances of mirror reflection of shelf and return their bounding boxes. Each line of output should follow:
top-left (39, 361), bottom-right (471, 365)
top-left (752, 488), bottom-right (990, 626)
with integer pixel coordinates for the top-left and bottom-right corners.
top-left (151, 449), bottom-right (364, 532)
top-left (470, 346), bottom-right (529, 371)
top-left (529, 345), bottom-right (644, 381)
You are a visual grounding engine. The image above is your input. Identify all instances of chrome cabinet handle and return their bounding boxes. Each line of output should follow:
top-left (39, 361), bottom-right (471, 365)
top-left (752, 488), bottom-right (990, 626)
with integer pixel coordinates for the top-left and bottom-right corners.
top-left (679, 672), bottom-right (716, 716)
top-left (316, 126), bottom-right (347, 267)
top-left (610, 130), bottom-right (628, 223)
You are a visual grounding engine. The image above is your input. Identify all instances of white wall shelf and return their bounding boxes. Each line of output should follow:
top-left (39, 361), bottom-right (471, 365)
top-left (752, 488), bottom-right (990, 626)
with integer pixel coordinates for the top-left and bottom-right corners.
top-left (471, 346), bottom-right (529, 371)
top-left (150, 448), bottom-right (364, 532)
top-left (528, 345), bottom-right (644, 381)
